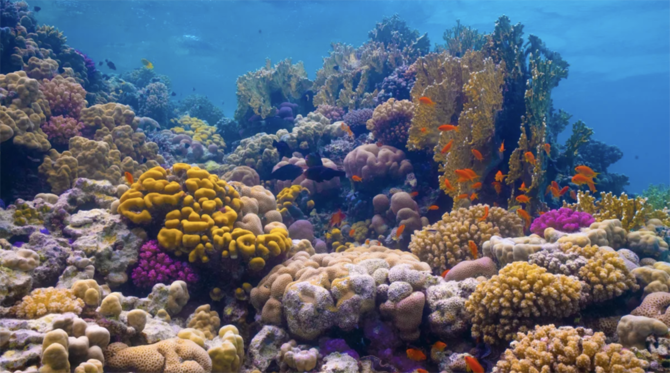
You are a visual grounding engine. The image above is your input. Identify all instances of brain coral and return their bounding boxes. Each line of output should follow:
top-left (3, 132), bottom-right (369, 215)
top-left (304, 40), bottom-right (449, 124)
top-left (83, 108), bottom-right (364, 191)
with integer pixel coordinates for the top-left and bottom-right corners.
top-left (366, 98), bottom-right (414, 148)
top-left (493, 324), bottom-right (649, 373)
top-left (104, 338), bottom-right (212, 373)
top-left (343, 144), bottom-right (413, 185)
top-left (409, 205), bottom-right (524, 273)
top-left (630, 292), bottom-right (670, 326)
top-left (465, 262), bottom-right (583, 344)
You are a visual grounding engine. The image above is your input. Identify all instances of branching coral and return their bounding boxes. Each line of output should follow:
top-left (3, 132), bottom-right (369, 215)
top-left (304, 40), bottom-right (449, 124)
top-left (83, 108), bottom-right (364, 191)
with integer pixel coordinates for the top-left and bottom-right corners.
top-left (565, 191), bottom-right (670, 230)
top-left (441, 20), bottom-right (486, 57)
top-left (409, 205), bottom-right (523, 273)
top-left (41, 115), bottom-right (83, 145)
top-left (11, 287), bottom-right (84, 318)
top-left (530, 207), bottom-right (594, 235)
top-left (0, 71), bottom-right (51, 151)
top-left (366, 98), bottom-right (413, 148)
top-left (131, 240), bottom-right (199, 289)
top-left (39, 74), bottom-right (87, 118)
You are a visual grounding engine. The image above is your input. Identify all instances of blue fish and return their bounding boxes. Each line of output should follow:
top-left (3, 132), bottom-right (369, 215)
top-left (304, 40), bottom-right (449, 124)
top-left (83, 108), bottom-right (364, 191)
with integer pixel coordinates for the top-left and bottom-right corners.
top-left (40, 228), bottom-right (50, 235)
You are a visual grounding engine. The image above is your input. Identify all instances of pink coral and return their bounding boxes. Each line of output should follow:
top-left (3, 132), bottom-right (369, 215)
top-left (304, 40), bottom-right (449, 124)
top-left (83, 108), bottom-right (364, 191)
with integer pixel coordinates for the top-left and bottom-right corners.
top-left (343, 144), bottom-right (413, 185)
top-left (39, 75), bottom-right (87, 119)
top-left (272, 156), bottom-right (341, 195)
top-left (131, 240), bottom-right (199, 289)
top-left (530, 207), bottom-right (594, 235)
top-left (315, 104), bottom-right (345, 122)
top-left (41, 115), bottom-right (83, 145)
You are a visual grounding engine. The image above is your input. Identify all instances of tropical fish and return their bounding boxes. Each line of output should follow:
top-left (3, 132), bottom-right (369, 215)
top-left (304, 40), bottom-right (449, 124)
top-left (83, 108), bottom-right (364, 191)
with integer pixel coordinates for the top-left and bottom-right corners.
top-left (441, 140), bottom-right (454, 154)
top-left (468, 240), bottom-right (478, 259)
top-left (571, 174), bottom-right (597, 192)
top-left (33, 6), bottom-right (41, 12)
top-left (492, 181), bottom-right (502, 194)
top-left (305, 153), bottom-right (323, 167)
top-left (406, 348), bottom-right (427, 361)
top-left (349, 228), bottom-right (355, 237)
top-left (570, 190), bottom-right (577, 200)
top-left (478, 205), bottom-right (489, 222)
top-left (543, 143), bottom-right (551, 155)
top-left (410, 191), bottom-right (419, 197)
top-left (444, 178), bottom-right (456, 192)
top-left (517, 209), bottom-right (531, 228)
top-left (438, 124), bottom-right (459, 132)
top-left (418, 97), bottom-right (435, 106)
top-left (471, 149), bottom-right (483, 161)
top-left (330, 210), bottom-right (345, 227)
top-left (524, 151), bottom-right (536, 165)
top-left (470, 192), bottom-right (478, 201)
top-left (351, 175), bottom-right (362, 182)
top-left (106, 60), bottom-right (116, 70)
top-left (376, 141), bottom-right (383, 147)
top-left (416, 369), bottom-right (429, 373)
top-left (272, 140), bottom-right (293, 158)
top-left (270, 164), bottom-right (303, 181)
top-left (141, 58), bottom-right (154, 69)
top-left (420, 127), bottom-right (427, 133)
top-left (464, 356), bottom-right (485, 373)
top-left (341, 123), bottom-right (354, 138)
top-left (457, 193), bottom-right (469, 200)
top-left (441, 269), bottom-right (449, 278)
top-left (558, 186), bottom-right (569, 196)
top-left (124, 171), bottom-right (134, 184)
top-left (472, 182), bottom-right (482, 189)
top-left (519, 182), bottom-right (529, 193)
top-left (432, 341), bottom-right (447, 351)
top-left (545, 185), bottom-right (553, 196)
top-left (455, 169), bottom-right (478, 183)
top-left (365, 239), bottom-right (370, 245)
top-left (304, 166), bottom-right (345, 182)
top-left (499, 141), bottom-right (505, 154)
top-left (428, 205), bottom-right (439, 210)
top-left (575, 165), bottom-right (599, 178)
top-left (495, 170), bottom-right (506, 182)
top-left (516, 195), bottom-right (530, 204)
top-left (395, 224), bottom-right (406, 239)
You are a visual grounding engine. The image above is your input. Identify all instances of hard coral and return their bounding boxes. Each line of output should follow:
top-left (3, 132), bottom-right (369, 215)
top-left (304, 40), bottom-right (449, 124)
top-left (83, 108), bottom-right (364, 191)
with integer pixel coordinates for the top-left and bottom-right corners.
top-left (631, 292), bottom-right (670, 326)
top-left (366, 98), bottom-right (413, 149)
top-left (12, 287), bottom-right (84, 319)
top-left (104, 338), bottom-right (212, 373)
top-left (39, 75), bottom-right (87, 118)
top-left (131, 240), bottom-right (199, 289)
top-left (343, 144), bottom-right (413, 186)
top-left (79, 102), bottom-right (139, 135)
top-left (41, 115), bottom-right (83, 145)
top-left (342, 108), bottom-right (373, 136)
top-left (530, 207), bottom-right (594, 235)
top-left (315, 104), bottom-right (345, 122)
top-left (0, 71), bottom-right (51, 151)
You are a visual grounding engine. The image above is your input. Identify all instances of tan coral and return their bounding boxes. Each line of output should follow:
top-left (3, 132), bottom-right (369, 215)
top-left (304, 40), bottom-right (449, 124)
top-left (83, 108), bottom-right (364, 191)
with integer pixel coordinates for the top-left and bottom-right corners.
top-left (12, 287), bottom-right (84, 319)
top-left (631, 292), bottom-right (670, 326)
top-left (80, 102), bottom-right (139, 134)
top-left (0, 71), bottom-right (51, 151)
top-left (104, 338), bottom-right (212, 373)
top-left (187, 305), bottom-right (221, 340)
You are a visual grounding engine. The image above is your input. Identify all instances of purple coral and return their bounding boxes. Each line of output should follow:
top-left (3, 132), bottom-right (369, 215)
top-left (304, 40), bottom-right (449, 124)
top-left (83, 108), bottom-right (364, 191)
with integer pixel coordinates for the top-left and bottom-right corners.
top-left (530, 207), bottom-right (595, 235)
top-left (342, 108), bottom-right (373, 136)
top-left (39, 75), bottom-right (87, 119)
top-left (41, 115), bottom-right (83, 145)
top-left (138, 82), bottom-right (169, 124)
top-left (131, 240), bottom-right (198, 289)
top-left (75, 50), bottom-right (97, 81)
top-left (315, 104), bottom-right (344, 122)
top-left (375, 64), bottom-right (416, 105)
top-left (319, 338), bottom-right (359, 360)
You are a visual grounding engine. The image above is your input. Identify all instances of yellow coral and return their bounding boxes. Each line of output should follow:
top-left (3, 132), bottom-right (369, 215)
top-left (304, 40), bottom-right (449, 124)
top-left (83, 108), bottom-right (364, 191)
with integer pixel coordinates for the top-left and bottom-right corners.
top-left (0, 71), bottom-right (51, 151)
top-left (209, 325), bottom-right (244, 373)
top-left (170, 115), bottom-right (225, 149)
top-left (80, 102), bottom-right (139, 133)
top-left (326, 227), bottom-right (354, 253)
top-left (565, 191), bottom-right (669, 230)
top-left (12, 287), bottom-right (84, 319)
top-left (276, 185), bottom-right (313, 219)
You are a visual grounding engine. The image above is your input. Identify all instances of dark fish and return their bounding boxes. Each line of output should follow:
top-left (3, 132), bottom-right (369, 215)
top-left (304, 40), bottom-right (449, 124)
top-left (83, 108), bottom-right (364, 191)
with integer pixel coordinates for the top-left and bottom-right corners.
top-left (171, 91), bottom-right (177, 96)
top-left (333, 65), bottom-right (339, 71)
top-left (193, 87), bottom-right (196, 91)
top-left (98, 61), bottom-right (103, 66)
top-left (272, 140), bottom-right (292, 158)
top-left (635, 155), bottom-right (639, 160)
top-left (33, 6), bottom-right (41, 12)
top-left (259, 29), bottom-right (262, 34)
top-left (106, 61), bottom-right (116, 70)
top-left (40, 228), bottom-right (50, 235)
top-left (270, 164), bottom-right (303, 181)
top-left (304, 166), bottom-right (345, 182)
top-left (305, 153), bottom-right (323, 167)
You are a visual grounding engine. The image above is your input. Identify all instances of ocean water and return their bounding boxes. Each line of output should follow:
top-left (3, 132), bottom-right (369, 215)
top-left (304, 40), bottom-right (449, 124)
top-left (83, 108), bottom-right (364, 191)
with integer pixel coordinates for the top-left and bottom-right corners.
top-left (30, 0), bottom-right (670, 192)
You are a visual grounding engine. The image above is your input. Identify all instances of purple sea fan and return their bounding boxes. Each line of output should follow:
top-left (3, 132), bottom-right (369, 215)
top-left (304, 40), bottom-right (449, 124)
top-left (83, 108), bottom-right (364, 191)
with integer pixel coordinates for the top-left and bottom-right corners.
top-left (131, 240), bottom-right (199, 289)
top-left (530, 207), bottom-right (595, 235)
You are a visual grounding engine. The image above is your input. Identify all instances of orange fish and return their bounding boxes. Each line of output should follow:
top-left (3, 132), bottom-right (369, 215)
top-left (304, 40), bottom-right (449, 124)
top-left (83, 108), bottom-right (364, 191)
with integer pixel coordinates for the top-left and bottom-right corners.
top-left (428, 205), bottom-right (439, 211)
top-left (416, 369), bottom-right (428, 373)
top-left (124, 171), bottom-right (134, 184)
top-left (395, 224), bottom-right (406, 239)
top-left (519, 182), bottom-right (529, 193)
top-left (349, 228), bottom-right (355, 237)
top-left (418, 97), bottom-right (435, 106)
top-left (410, 191), bottom-right (419, 197)
top-left (341, 123), bottom-right (354, 138)
top-left (468, 240), bottom-right (478, 259)
top-left (351, 175), bottom-right (362, 182)
top-left (492, 181), bottom-right (502, 194)
top-left (457, 193), bottom-right (469, 200)
top-left (330, 209), bottom-right (345, 227)
top-left (543, 143), bottom-right (551, 155)
top-left (469, 192), bottom-right (478, 201)
top-left (572, 174), bottom-right (597, 192)
top-left (420, 127), bottom-right (427, 133)
top-left (441, 140), bottom-right (454, 154)
top-left (472, 182), bottom-right (482, 189)
top-left (464, 356), bottom-right (485, 373)
top-left (551, 180), bottom-right (560, 190)
top-left (495, 170), bottom-right (505, 183)
top-left (499, 140), bottom-right (505, 154)
top-left (517, 209), bottom-right (531, 229)
top-left (438, 124), bottom-right (459, 132)
top-left (570, 189), bottom-right (577, 200)
top-left (516, 195), bottom-right (530, 204)
top-left (432, 341), bottom-right (447, 351)
top-left (524, 151), bottom-right (536, 165)
top-left (575, 165), bottom-right (599, 178)
top-left (545, 185), bottom-right (553, 196)
top-left (444, 178), bottom-right (456, 192)
top-left (471, 149), bottom-right (483, 161)
top-left (441, 269), bottom-right (449, 278)
top-left (406, 348), bottom-right (427, 361)
top-left (558, 186), bottom-right (569, 196)
top-left (539, 211), bottom-right (545, 215)
top-left (478, 205), bottom-right (489, 222)
top-left (455, 169), bottom-right (478, 183)
top-left (549, 186), bottom-right (561, 199)
top-left (365, 239), bottom-right (370, 245)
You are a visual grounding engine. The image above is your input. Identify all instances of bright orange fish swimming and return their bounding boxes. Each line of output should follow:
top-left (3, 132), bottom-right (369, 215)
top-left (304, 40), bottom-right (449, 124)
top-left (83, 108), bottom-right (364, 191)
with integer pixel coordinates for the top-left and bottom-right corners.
top-left (517, 208), bottom-right (531, 229)
top-left (124, 171), bottom-right (134, 184)
top-left (351, 175), bottom-right (362, 182)
top-left (428, 205), bottom-right (439, 210)
top-left (478, 205), bottom-right (489, 222)
top-left (499, 140), bottom-right (505, 154)
top-left (516, 195), bottom-right (530, 204)
top-left (432, 341), bottom-right (447, 351)
top-left (444, 178), bottom-right (456, 191)
top-left (365, 239), bottom-right (370, 245)
top-left (519, 182), bottom-right (529, 193)
top-left (418, 97), bottom-right (435, 106)
top-left (464, 356), bottom-right (485, 373)
top-left (455, 169), bottom-right (479, 183)
top-left (410, 191), bottom-right (419, 197)
top-left (492, 181), bottom-right (502, 194)
top-left (551, 180), bottom-right (560, 190)
top-left (441, 140), bottom-right (453, 154)
top-left (572, 174), bottom-right (597, 192)
top-left (495, 170), bottom-right (506, 183)
top-left (469, 192), bottom-right (478, 201)
top-left (471, 149), bottom-right (483, 161)
top-left (395, 224), bottom-right (406, 239)
top-left (570, 189), bottom-right (577, 200)
top-left (472, 182), bottom-right (482, 189)
top-left (558, 186), bottom-right (569, 196)
top-left (330, 209), bottom-right (345, 227)
top-left (438, 124), bottom-right (459, 132)
top-left (416, 369), bottom-right (428, 373)
top-left (441, 269), bottom-right (449, 278)
top-left (524, 151), bottom-right (536, 165)
top-left (543, 143), bottom-right (551, 155)
top-left (575, 165), bottom-right (599, 178)
top-left (349, 228), bottom-right (355, 237)
top-left (468, 240), bottom-right (478, 259)
top-left (457, 193), bottom-right (469, 200)
top-left (420, 127), bottom-right (427, 133)
top-left (406, 348), bottom-right (426, 361)
top-left (341, 123), bottom-right (354, 138)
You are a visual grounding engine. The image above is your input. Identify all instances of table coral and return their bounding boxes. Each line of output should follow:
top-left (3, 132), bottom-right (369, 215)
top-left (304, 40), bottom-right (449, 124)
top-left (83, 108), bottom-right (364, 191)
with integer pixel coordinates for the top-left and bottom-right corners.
top-left (410, 205), bottom-right (523, 273)
top-left (131, 240), bottom-right (199, 289)
top-left (11, 287), bottom-right (84, 319)
top-left (39, 75), bottom-right (87, 119)
top-left (493, 324), bottom-right (649, 373)
top-left (41, 115), bottom-right (83, 145)
top-left (0, 71), bottom-right (51, 151)
top-left (104, 338), bottom-right (212, 373)
top-left (530, 207), bottom-right (594, 235)
top-left (465, 262), bottom-right (583, 344)
top-left (366, 98), bottom-right (414, 149)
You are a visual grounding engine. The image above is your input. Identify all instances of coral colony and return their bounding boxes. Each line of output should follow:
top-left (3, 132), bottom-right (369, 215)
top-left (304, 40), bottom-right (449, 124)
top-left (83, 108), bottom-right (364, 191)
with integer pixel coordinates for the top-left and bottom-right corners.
top-left (0, 3), bottom-right (669, 373)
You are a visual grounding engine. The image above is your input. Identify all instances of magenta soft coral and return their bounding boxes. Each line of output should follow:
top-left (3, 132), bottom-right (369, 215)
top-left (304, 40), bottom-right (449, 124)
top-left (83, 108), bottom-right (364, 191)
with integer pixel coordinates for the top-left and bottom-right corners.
top-left (39, 75), bottom-right (87, 118)
top-left (41, 115), bottom-right (83, 145)
top-left (530, 207), bottom-right (595, 235)
top-left (131, 240), bottom-right (199, 289)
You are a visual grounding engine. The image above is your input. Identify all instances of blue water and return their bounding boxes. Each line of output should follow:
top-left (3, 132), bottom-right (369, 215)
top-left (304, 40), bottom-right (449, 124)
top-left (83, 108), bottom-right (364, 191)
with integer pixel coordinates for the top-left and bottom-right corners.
top-left (32, 0), bottom-right (669, 192)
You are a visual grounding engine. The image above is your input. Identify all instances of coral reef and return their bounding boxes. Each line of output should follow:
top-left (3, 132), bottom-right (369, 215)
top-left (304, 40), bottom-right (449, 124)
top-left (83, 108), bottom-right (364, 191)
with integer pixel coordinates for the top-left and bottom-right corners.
top-left (0, 71), bottom-right (51, 151)
top-left (366, 98), bottom-right (414, 148)
top-left (530, 207), bottom-right (594, 235)
top-left (131, 240), bottom-right (198, 289)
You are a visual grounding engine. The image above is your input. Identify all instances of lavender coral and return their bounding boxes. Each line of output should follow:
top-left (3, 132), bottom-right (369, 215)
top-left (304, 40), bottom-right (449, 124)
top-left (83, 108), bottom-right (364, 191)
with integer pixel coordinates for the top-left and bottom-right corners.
top-left (131, 240), bottom-right (199, 289)
top-left (366, 98), bottom-right (413, 148)
top-left (315, 104), bottom-right (344, 122)
top-left (375, 64), bottom-right (416, 105)
top-left (138, 82), bottom-right (170, 125)
top-left (342, 108), bottom-right (373, 136)
top-left (530, 207), bottom-right (594, 235)
top-left (41, 115), bottom-right (83, 145)
top-left (39, 75), bottom-right (87, 118)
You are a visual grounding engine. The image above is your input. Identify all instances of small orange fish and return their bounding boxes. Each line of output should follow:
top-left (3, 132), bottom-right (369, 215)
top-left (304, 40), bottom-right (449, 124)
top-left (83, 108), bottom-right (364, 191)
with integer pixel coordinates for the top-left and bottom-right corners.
top-left (499, 140), bottom-right (505, 153)
top-left (416, 369), bottom-right (428, 373)
top-left (420, 127), bottom-right (427, 133)
top-left (330, 209), bottom-right (345, 227)
top-left (433, 341), bottom-right (447, 351)
top-left (478, 205), bottom-right (489, 222)
top-left (349, 228), bottom-right (355, 237)
top-left (570, 189), bottom-right (577, 200)
top-left (351, 175), bottom-right (362, 182)
top-left (441, 140), bottom-right (454, 154)
top-left (468, 240), bottom-right (478, 259)
top-left (539, 211), bottom-right (545, 215)
top-left (341, 122), bottom-right (354, 138)
top-left (457, 193), bottom-right (469, 200)
top-left (516, 195), bottom-right (530, 204)
top-left (406, 348), bottom-right (427, 361)
top-left (551, 180), bottom-right (560, 189)
top-left (558, 186), bottom-right (569, 196)
top-left (441, 269), bottom-right (449, 278)
top-left (572, 174), bottom-right (597, 191)
top-left (546, 185), bottom-right (553, 196)
top-left (395, 224), bottom-right (406, 239)
top-left (495, 170), bottom-right (505, 182)
top-left (549, 186), bottom-right (561, 198)
top-left (492, 181), bottom-right (502, 194)
top-left (519, 182), bottom-right (529, 192)
top-left (438, 124), bottom-right (459, 132)
top-left (428, 205), bottom-right (439, 211)
top-left (418, 96), bottom-right (435, 106)
top-left (543, 143), bottom-right (551, 155)
top-left (470, 192), bottom-right (478, 201)
top-left (124, 171), bottom-right (134, 184)
top-left (471, 149), bottom-right (483, 161)
top-left (455, 169), bottom-right (479, 183)
top-left (444, 178), bottom-right (456, 192)
top-left (472, 182), bottom-right (482, 189)
top-left (575, 165), bottom-right (599, 178)
top-left (410, 191), bottom-right (419, 197)
top-left (517, 209), bottom-right (531, 229)
top-left (365, 239), bottom-right (370, 245)
top-left (464, 356), bottom-right (485, 373)
top-left (524, 151), bottom-right (536, 165)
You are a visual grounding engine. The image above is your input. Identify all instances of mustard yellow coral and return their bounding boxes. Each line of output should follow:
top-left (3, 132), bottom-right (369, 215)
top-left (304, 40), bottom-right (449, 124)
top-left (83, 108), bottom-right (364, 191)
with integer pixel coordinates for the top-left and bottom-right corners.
top-left (12, 287), bottom-right (84, 319)
top-left (565, 191), bottom-right (670, 230)
top-left (170, 115), bottom-right (225, 150)
top-left (187, 304), bottom-right (220, 340)
top-left (209, 325), bottom-right (244, 373)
